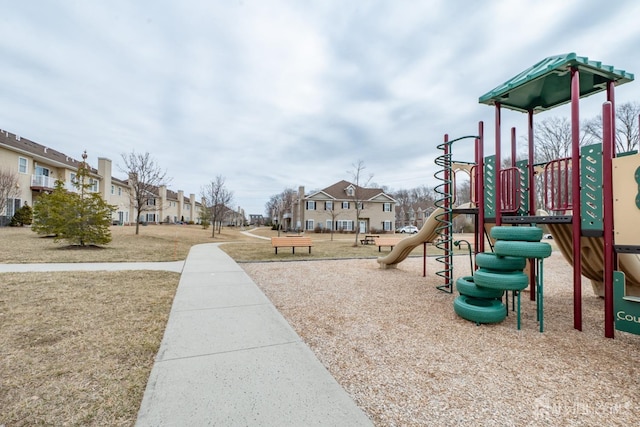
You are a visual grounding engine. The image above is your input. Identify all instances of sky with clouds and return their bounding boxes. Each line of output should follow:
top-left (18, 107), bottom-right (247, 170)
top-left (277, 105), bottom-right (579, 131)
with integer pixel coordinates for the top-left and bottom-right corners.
top-left (2, 0), bottom-right (640, 215)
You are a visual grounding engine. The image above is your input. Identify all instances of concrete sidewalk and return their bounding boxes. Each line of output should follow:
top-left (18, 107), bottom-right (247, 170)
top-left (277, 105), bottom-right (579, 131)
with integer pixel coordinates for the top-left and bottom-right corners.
top-left (135, 243), bottom-right (372, 426)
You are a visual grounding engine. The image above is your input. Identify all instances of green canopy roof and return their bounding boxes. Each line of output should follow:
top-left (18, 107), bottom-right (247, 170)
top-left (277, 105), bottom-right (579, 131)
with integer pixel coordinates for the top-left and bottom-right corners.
top-left (478, 53), bottom-right (634, 113)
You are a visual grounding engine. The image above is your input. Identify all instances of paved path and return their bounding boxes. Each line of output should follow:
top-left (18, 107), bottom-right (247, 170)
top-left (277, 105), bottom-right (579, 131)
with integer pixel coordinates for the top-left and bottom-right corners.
top-left (135, 243), bottom-right (372, 426)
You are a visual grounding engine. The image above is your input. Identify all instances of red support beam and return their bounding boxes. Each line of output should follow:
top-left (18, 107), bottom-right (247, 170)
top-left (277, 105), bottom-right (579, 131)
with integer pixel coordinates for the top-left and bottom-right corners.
top-left (571, 68), bottom-right (582, 331)
top-left (604, 80), bottom-right (617, 338)
top-left (528, 110), bottom-right (535, 216)
top-left (511, 127), bottom-right (516, 168)
top-left (477, 121), bottom-right (485, 255)
top-left (603, 100), bottom-right (615, 338)
top-left (495, 103), bottom-right (502, 226)
top-left (444, 134), bottom-right (452, 289)
top-left (528, 110), bottom-right (537, 301)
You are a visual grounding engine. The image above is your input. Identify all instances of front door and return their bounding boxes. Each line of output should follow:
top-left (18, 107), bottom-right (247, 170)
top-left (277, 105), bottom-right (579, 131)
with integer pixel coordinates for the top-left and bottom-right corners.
top-left (359, 220), bottom-right (367, 233)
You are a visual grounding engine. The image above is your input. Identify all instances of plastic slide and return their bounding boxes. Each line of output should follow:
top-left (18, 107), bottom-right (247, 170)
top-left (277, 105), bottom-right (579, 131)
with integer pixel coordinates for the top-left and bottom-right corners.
top-left (377, 207), bottom-right (444, 269)
top-left (542, 214), bottom-right (640, 298)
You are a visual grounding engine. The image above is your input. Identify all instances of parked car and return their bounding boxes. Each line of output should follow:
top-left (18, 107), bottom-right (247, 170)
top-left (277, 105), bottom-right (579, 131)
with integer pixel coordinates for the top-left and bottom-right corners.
top-left (543, 233), bottom-right (553, 239)
top-left (398, 225), bottom-right (419, 234)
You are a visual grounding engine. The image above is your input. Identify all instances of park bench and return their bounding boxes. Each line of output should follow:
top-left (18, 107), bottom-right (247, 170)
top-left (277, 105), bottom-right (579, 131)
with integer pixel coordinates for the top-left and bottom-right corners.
top-left (271, 236), bottom-right (313, 254)
top-left (374, 237), bottom-right (404, 252)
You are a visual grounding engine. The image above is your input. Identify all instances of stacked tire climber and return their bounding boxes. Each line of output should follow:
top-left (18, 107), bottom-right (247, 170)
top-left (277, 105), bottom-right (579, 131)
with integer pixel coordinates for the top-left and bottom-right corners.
top-left (453, 226), bottom-right (552, 331)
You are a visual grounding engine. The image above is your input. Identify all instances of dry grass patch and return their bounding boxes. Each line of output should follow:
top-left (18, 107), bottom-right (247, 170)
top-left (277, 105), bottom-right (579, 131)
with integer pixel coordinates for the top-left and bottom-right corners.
top-left (0, 225), bottom-right (251, 263)
top-left (220, 233), bottom-right (474, 262)
top-left (1, 226), bottom-right (481, 264)
top-left (0, 270), bottom-right (179, 426)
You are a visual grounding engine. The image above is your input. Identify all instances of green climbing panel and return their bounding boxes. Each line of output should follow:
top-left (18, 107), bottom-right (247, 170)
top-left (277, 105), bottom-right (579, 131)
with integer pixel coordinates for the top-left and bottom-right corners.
top-left (516, 159), bottom-right (529, 215)
top-left (614, 271), bottom-right (640, 335)
top-left (580, 143), bottom-right (603, 232)
top-left (484, 155), bottom-right (496, 218)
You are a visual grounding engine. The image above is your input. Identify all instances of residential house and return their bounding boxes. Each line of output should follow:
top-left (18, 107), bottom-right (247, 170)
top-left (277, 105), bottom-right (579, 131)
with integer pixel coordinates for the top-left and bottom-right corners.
top-left (249, 214), bottom-right (265, 226)
top-left (0, 128), bottom-right (204, 225)
top-left (294, 180), bottom-right (396, 233)
top-left (396, 202), bottom-right (436, 230)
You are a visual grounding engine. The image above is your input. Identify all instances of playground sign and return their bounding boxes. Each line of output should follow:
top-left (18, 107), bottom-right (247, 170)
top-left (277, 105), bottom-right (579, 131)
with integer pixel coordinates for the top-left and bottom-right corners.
top-left (614, 271), bottom-right (640, 335)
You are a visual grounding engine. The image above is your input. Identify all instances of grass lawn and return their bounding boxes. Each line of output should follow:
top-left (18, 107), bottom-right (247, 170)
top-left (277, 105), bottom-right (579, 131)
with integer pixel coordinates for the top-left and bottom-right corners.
top-left (0, 224), bottom-right (485, 426)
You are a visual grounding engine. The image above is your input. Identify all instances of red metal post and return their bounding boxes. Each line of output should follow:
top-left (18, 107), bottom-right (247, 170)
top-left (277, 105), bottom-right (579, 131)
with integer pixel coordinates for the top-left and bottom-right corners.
top-left (444, 134), bottom-right (452, 289)
top-left (495, 103), bottom-right (502, 226)
top-left (477, 121), bottom-right (485, 255)
top-left (423, 241), bottom-right (427, 277)
top-left (604, 80), bottom-right (617, 338)
top-left (511, 127), bottom-right (516, 167)
top-left (528, 110), bottom-right (537, 300)
top-left (571, 68), bottom-right (582, 331)
top-left (528, 110), bottom-right (535, 215)
top-left (603, 100), bottom-right (615, 338)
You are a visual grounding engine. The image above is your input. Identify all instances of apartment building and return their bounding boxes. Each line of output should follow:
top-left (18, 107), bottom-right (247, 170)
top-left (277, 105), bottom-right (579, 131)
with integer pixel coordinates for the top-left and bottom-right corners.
top-left (0, 129), bottom-right (202, 225)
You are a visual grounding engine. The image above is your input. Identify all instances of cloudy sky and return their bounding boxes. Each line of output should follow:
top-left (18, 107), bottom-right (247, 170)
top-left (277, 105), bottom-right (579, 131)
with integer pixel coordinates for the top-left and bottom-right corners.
top-left (2, 0), bottom-right (640, 215)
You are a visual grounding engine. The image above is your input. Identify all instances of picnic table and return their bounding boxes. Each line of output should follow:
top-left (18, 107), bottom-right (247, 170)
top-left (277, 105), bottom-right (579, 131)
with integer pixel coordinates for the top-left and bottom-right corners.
top-left (360, 234), bottom-right (380, 245)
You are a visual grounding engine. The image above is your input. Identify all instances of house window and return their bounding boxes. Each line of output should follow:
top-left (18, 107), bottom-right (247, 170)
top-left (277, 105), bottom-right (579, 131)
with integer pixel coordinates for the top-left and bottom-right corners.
top-left (18, 157), bottom-right (27, 174)
top-left (6, 198), bottom-right (20, 217)
top-left (147, 198), bottom-right (156, 206)
top-left (325, 201), bottom-right (333, 210)
top-left (336, 220), bottom-right (353, 231)
top-left (357, 202), bottom-right (363, 210)
top-left (111, 185), bottom-right (115, 195)
top-left (70, 172), bottom-right (76, 183)
top-left (342, 201), bottom-right (350, 209)
top-left (346, 187), bottom-right (354, 196)
top-left (306, 201), bottom-right (316, 210)
top-left (118, 187), bottom-right (122, 196)
top-left (326, 220), bottom-right (333, 230)
top-left (305, 219), bottom-right (314, 230)
top-left (35, 165), bottom-right (50, 177)
top-left (89, 179), bottom-right (98, 192)
top-left (383, 221), bottom-right (392, 231)
top-left (383, 203), bottom-right (392, 212)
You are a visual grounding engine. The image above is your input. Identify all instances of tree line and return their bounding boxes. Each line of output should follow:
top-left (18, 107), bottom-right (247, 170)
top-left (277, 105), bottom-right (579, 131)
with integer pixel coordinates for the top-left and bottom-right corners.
top-left (266, 102), bottom-right (640, 226)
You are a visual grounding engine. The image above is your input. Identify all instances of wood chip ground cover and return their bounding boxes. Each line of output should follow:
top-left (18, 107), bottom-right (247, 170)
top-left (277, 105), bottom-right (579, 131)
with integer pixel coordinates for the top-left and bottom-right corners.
top-left (243, 253), bottom-right (640, 426)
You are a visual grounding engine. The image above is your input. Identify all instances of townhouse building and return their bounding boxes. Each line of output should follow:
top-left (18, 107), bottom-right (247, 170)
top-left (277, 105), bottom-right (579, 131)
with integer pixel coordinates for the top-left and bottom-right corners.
top-left (294, 180), bottom-right (396, 234)
top-left (0, 128), bottom-right (203, 225)
top-left (396, 203), bottom-right (436, 230)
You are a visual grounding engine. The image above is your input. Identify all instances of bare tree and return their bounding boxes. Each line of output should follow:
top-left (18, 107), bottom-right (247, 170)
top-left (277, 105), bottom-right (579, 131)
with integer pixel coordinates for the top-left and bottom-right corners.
top-left (348, 160), bottom-right (373, 246)
top-left (120, 151), bottom-right (170, 235)
top-left (533, 117), bottom-right (575, 163)
top-left (201, 175), bottom-right (234, 238)
top-left (583, 101), bottom-right (640, 153)
top-left (530, 117), bottom-right (590, 213)
top-left (323, 200), bottom-right (341, 241)
top-left (0, 167), bottom-right (21, 225)
top-left (265, 188), bottom-right (297, 236)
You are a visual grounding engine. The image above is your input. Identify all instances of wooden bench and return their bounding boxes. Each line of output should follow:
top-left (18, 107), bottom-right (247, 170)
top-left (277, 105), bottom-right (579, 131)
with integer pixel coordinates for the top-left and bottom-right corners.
top-left (360, 234), bottom-right (380, 245)
top-left (271, 236), bottom-right (313, 254)
top-left (374, 237), bottom-right (403, 252)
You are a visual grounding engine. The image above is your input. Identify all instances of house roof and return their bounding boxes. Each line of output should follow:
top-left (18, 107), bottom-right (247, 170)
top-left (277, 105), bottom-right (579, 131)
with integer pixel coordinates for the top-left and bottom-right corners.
top-left (478, 53), bottom-right (634, 113)
top-left (312, 180), bottom-right (394, 202)
top-left (0, 129), bottom-right (99, 173)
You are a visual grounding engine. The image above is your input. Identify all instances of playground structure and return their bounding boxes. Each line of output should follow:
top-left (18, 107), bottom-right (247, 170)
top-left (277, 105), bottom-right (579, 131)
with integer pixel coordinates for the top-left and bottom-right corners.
top-left (380, 53), bottom-right (640, 338)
